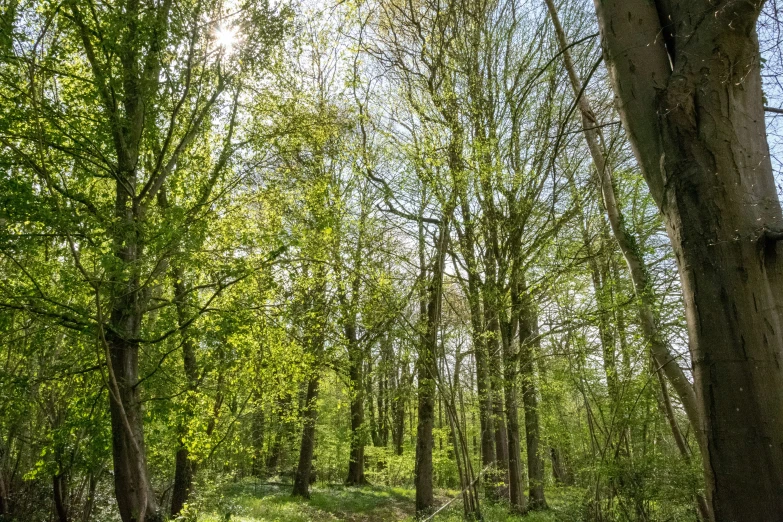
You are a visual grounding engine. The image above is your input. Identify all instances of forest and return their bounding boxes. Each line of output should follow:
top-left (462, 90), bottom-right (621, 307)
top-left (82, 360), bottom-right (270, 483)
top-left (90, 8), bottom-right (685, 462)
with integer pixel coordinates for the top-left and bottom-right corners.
top-left (1, 0), bottom-right (783, 521)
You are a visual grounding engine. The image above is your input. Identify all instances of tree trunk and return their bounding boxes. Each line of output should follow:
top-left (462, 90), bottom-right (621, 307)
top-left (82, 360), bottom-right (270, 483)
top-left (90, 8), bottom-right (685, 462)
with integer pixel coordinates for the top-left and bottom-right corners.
top-left (53, 473), bottom-right (68, 522)
top-left (105, 330), bottom-right (160, 522)
top-left (170, 269), bottom-right (199, 517)
top-left (414, 214), bottom-right (449, 516)
top-left (593, 2), bottom-right (783, 518)
top-left (80, 472), bottom-right (98, 522)
top-left (550, 447), bottom-right (572, 486)
top-left (292, 375), bottom-right (320, 498)
top-left (547, 0), bottom-right (705, 454)
top-left (518, 285), bottom-right (546, 510)
top-left (251, 408), bottom-right (265, 476)
top-left (392, 360), bottom-right (407, 456)
top-left (170, 449), bottom-right (195, 517)
top-left (456, 192), bottom-right (495, 471)
top-left (654, 366), bottom-right (710, 522)
top-left (414, 324), bottom-right (436, 516)
top-left (500, 311), bottom-right (527, 513)
top-left (345, 323), bottom-right (367, 486)
top-left (485, 306), bottom-right (509, 500)
top-left (293, 260), bottom-right (326, 499)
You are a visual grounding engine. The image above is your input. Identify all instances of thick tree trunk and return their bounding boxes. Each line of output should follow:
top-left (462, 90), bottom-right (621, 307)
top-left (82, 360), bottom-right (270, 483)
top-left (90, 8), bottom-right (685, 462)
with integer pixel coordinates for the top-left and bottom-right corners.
top-left (105, 330), bottom-right (160, 522)
top-left (292, 375), bottom-right (320, 498)
top-left (518, 287), bottom-right (546, 510)
top-left (345, 323), bottom-right (367, 486)
top-left (104, 167), bottom-right (159, 522)
top-left (593, 2), bottom-right (783, 519)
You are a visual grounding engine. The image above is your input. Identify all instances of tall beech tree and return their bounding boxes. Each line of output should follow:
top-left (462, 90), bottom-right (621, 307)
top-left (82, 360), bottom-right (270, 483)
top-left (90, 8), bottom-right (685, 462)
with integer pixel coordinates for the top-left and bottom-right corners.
top-left (592, 1), bottom-right (783, 519)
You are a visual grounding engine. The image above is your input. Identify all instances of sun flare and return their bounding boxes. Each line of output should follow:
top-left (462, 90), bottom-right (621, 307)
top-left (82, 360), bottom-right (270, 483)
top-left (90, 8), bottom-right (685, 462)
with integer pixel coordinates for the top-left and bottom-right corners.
top-left (214, 25), bottom-right (238, 52)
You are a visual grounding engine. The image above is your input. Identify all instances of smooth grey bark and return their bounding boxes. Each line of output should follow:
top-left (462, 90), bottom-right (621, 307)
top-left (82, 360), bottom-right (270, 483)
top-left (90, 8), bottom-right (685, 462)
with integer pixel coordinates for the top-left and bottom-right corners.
top-left (592, 1), bottom-right (783, 519)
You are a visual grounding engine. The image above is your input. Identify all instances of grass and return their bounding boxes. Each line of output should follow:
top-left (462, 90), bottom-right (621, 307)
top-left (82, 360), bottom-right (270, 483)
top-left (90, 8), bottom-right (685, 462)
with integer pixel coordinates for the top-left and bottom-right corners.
top-left (196, 479), bottom-right (581, 522)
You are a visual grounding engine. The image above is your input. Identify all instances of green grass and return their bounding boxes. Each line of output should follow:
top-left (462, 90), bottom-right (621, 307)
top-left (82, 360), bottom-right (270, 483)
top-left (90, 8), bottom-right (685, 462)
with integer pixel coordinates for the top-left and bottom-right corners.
top-left (196, 479), bottom-right (582, 522)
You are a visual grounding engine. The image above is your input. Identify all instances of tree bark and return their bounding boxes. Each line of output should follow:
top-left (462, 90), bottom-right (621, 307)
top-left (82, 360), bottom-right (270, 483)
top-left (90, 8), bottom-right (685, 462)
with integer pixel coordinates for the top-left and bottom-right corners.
top-left (500, 307), bottom-right (527, 513)
top-left (345, 322), bottom-right (367, 486)
top-left (105, 328), bottom-right (160, 522)
top-left (518, 284), bottom-right (546, 510)
top-left (53, 473), bottom-right (69, 522)
top-left (592, 2), bottom-right (783, 519)
top-left (292, 375), bottom-right (320, 498)
top-left (170, 268), bottom-right (198, 517)
top-left (170, 448), bottom-right (195, 517)
top-left (414, 214), bottom-right (449, 516)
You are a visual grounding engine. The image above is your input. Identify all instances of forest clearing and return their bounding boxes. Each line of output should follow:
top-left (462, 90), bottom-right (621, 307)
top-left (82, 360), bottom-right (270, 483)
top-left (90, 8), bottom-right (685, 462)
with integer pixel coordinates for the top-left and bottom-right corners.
top-left (2, 0), bottom-right (783, 521)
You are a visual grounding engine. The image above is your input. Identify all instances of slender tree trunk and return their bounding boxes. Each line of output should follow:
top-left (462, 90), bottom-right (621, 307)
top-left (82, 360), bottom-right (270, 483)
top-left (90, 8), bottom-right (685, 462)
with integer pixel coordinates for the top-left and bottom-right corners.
top-left (378, 339), bottom-right (390, 447)
top-left (550, 447), bottom-right (572, 486)
top-left (547, 0), bottom-right (704, 454)
top-left (415, 213), bottom-right (450, 516)
top-left (518, 283), bottom-right (546, 510)
top-left (392, 361), bottom-right (407, 456)
top-left (500, 310), bottom-right (526, 513)
top-left (292, 375), bottom-right (320, 498)
top-left (487, 333), bottom-right (509, 470)
top-left (654, 366), bottom-right (710, 522)
top-left (80, 472), bottom-right (97, 522)
top-left (53, 473), bottom-right (68, 522)
top-left (293, 260), bottom-right (326, 498)
top-left (170, 268), bottom-right (198, 517)
top-left (251, 407), bottom-right (265, 476)
top-left (345, 323), bottom-right (367, 486)
top-left (593, 3), bottom-right (783, 518)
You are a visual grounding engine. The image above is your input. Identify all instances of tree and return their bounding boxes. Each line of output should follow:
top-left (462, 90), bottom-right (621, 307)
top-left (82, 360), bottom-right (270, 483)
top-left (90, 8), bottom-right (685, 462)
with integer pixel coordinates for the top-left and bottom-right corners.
top-left (593, 1), bottom-right (783, 519)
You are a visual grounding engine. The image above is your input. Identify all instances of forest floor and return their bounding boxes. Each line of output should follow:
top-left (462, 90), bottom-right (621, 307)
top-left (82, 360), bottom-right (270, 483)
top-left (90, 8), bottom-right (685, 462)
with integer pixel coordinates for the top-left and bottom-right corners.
top-left (199, 479), bottom-right (570, 522)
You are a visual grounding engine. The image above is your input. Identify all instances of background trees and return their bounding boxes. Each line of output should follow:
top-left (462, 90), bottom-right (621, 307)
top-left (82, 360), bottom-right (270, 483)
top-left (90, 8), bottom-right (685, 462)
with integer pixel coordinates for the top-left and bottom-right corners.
top-left (1, 0), bottom-right (781, 520)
